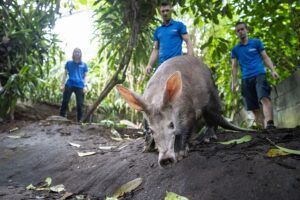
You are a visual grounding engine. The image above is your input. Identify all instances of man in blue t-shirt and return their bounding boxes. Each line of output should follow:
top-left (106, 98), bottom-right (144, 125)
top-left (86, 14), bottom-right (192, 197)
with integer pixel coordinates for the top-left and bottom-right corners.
top-left (231, 22), bottom-right (279, 129)
top-left (59, 48), bottom-right (88, 122)
top-left (145, 1), bottom-right (193, 74)
top-left (143, 1), bottom-right (193, 152)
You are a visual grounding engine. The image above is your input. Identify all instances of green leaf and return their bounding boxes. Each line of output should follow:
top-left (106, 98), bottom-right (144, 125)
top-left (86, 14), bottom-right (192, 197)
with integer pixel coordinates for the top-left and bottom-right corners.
top-left (274, 145), bottom-right (300, 155)
top-left (165, 191), bottom-right (189, 200)
top-left (78, 0), bottom-right (87, 5)
top-left (219, 135), bottom-right (252, 145)
top-left (26, 184), bottom-right (36, 190)
top-left (201, 36), bottom-right (213, 50)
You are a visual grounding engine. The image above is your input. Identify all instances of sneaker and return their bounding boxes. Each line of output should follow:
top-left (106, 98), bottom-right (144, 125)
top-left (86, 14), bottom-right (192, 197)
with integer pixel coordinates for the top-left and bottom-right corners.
top-left (266, 120), bottom-right (276, 129)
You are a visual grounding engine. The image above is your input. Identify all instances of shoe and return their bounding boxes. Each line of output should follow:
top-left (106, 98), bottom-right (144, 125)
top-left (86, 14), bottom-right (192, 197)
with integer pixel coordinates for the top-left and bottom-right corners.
top-left (266, 120), bottom-right (276, 129)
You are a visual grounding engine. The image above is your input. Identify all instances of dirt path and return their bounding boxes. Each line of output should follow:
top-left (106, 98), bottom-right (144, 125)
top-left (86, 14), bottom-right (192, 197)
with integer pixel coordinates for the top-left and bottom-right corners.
top-left (0, 119), bottom-right (299, 200)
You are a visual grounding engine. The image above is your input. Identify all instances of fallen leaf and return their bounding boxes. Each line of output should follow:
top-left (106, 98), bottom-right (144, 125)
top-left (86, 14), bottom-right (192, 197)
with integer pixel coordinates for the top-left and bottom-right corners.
top-left (99, 146), bottom-right (116, 150)
top-left (60, 192), bottom-right (73, 200)
top-left (112, 177), bottom-right (143, 198)
top-left (165, 191), bottom-right (189, 200)
top-left (274, 144), bottom-right (300, 155)
top-left (110, 137), bottom-right (123, 142)
top-left (118, 145), bottom-right (128, 150)
top-left (26, 184), bottom-right (36, 190)
top-left (77, 152), bottom-right (96, 157)
top-left (69, 142), bottom-right (81, 148)
top-left (267, 148), bottom-right (290, 157)
top-left (7, 135), bottom-right (21, 139)
top-left (26, 177), bottom-right (52, 191)
top-left (9, 127), bottom-right (19, 133)
top-left (50, 184), bottom-right (65, 193)
top-left (106, 197), bottom-right (118, 200)
top-left (35, 187), bottom-right (50, 191)
top-left (120, 120), bottom-right (139, 129)
top-left (111, 129), bottom-right (122, 138)
top-left (45, 177), bottom-right (52, 187)
top-left (75, 195), bottom-right (85, 200)
top-left (219, 135), bottom-right (252, 145)
top-left (266, 138), bottom-right (300, 155)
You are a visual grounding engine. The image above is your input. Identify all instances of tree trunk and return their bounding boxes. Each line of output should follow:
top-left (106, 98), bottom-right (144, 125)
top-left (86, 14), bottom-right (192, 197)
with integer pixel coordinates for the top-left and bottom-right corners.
top-left (83, 0), bottom-right (139, 122)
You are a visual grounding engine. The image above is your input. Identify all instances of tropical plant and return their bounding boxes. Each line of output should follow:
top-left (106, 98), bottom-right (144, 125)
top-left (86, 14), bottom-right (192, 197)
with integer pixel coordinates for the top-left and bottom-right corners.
top-left (0, 0), bottom-right (62, 119)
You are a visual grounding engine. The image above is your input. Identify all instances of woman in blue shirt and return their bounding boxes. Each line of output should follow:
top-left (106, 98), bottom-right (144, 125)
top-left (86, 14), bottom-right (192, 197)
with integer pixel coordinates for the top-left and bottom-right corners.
top-left (60, 48), bottom-right (88, 122)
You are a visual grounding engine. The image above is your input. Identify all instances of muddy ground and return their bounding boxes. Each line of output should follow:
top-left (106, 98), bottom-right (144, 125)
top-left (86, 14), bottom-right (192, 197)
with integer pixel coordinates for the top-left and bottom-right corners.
top-left (0, 104), bottom-right (299, 200)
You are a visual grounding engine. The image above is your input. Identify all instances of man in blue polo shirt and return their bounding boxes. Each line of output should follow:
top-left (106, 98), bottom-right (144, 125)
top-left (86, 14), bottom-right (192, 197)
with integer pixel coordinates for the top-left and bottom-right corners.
top-left (231, 22), bottom-right (279, 129)
top-left (60, 48), bottom-right (88, 122)
top-left (145, 1), bottom-right (193, 74)
top-left (143, 1), bottom-right (193, 152)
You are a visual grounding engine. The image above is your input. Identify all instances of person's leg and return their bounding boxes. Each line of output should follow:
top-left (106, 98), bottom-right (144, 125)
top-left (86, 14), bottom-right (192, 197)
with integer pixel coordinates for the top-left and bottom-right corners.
top-left (74, 87), bottom-right (84, 122)
top-left (241, 77), bottom-right (261, 126)
top-left (252, 108), bottom-right (264, 127)
top-left (60, 86), bottom-right (72, 118)
top-left (256, 74), bottom-right (275, 129)
top-left (260, 97), bottom-right (274, 127)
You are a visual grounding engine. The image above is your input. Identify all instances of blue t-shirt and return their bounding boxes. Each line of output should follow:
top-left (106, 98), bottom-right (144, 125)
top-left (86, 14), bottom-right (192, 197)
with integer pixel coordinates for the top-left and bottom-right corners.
top-left (154, 19), bottom-right (187, 65)
top-left (65, 61), bottom-right (88, 88)
top-left (231, 38), bottom-right (266, 79)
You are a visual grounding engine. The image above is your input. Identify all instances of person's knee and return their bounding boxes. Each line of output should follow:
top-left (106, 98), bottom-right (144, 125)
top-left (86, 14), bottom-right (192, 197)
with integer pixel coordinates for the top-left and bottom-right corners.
top-left (260, 97), bottom-right (271, 105)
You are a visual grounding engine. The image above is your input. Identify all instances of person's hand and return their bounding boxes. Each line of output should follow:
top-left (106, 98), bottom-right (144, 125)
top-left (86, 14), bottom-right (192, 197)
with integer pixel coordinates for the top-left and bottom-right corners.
top-left (231, 80), bottom-right (238, 92)
top-left (83, 86), bottom-right (88, 94)
top-left (271, 69), bottom-right (279, 79)
top-left (145, 65), bottom-right (152, 75)
top-left (60, 84), bottom-right (65, 92)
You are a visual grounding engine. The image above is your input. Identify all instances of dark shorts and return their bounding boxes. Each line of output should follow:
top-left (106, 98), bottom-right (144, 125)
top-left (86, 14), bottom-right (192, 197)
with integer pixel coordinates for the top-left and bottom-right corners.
top-left (241, 74), bottom-right (271, 111)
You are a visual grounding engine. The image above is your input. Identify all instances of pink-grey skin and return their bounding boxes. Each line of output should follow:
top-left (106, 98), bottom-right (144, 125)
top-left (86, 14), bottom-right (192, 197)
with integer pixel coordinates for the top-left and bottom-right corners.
top-left (117, 55), bottom-right (251, 167)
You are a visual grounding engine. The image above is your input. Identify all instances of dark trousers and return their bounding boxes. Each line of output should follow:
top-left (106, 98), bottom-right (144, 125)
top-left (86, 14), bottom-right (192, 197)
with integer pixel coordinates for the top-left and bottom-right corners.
top-left (60, 86), bottom-right (84, 122)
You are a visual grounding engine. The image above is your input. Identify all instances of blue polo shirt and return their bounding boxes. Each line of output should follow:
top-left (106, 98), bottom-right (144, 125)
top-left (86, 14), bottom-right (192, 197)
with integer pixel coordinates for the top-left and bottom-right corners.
top-left (231, 38), bottom-right (266, 79)
top-left (154, 19), bottom-right (187, 65)
top-left (65, 61), bottom-right (88, 88)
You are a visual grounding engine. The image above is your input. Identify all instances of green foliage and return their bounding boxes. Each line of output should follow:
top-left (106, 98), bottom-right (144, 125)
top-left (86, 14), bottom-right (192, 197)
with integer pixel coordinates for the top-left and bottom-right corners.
top-left (179, 0), bottom-right (300, 118)
top-left (0, 0), bottom-right (63, 118)
top-left (85, 0), bottom-right (158, 121)
top-left (1, 0), bottom-right (299, 123)
top-left (85, 0), bottom-right (300, 121)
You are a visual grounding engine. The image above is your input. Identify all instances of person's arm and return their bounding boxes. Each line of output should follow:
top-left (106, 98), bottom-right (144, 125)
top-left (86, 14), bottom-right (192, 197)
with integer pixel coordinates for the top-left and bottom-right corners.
top-left (83, 72), bottom-right (88, 93)
top-left (260, 50), bottom-right (279, 79)
top-left (231, 58), bottom-right (238, 92)
top-left (61, 69), bottom-right (67, 91)
top-left (83, 64), bottom-right (89, 93)
top-left (145, 41), bottom-right (159, 75)
top-left (182, 34), bottom-right (194, 56)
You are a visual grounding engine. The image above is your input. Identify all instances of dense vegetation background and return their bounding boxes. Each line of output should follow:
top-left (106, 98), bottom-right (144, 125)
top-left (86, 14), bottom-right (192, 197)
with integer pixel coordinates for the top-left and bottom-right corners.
top-left (0, 0), bottom-right (299, 123)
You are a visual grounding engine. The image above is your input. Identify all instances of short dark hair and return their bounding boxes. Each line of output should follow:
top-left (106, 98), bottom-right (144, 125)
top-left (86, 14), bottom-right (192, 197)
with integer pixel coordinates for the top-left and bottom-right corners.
top-left (235, 21), bottom-right (248, 29)
top-left (161, 1), bottom-right (172, 7)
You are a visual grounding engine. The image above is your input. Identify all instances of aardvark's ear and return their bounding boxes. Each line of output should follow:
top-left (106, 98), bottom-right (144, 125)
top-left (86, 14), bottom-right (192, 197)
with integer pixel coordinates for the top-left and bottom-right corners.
top-left (163, 71), bottom-right (182, 105)
top-left (116, 84), bottom-right (147, 112)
